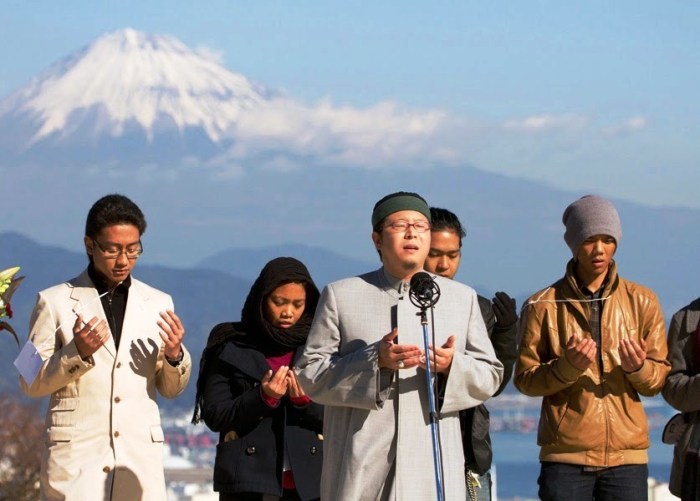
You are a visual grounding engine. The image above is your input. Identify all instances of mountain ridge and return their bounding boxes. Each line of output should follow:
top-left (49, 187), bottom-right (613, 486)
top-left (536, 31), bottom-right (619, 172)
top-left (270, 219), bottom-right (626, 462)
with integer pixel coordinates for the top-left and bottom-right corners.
top-left (0, 28), bottom-right (272, 153)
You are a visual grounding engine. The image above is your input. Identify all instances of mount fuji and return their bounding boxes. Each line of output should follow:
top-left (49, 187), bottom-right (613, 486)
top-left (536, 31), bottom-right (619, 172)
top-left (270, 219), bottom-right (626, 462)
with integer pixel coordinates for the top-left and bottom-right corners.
top-left (0, 28), bottom-right (275, 162)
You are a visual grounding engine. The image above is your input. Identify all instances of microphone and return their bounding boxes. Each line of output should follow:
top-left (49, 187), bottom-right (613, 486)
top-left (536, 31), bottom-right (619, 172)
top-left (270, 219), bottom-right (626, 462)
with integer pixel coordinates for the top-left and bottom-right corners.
top-left (409, 272), bottom-right (441, 310)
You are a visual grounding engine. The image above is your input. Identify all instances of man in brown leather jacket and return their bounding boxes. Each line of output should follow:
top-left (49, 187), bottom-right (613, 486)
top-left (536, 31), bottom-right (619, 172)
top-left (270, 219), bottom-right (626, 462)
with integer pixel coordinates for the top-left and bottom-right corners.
top-left (515, 195), bottom-right (670, 500)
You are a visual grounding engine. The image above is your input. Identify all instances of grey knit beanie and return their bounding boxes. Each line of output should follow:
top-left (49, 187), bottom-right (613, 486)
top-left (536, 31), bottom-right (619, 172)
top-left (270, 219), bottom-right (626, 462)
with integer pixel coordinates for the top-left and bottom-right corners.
top-left (562, 195), bottom-right (622, 255)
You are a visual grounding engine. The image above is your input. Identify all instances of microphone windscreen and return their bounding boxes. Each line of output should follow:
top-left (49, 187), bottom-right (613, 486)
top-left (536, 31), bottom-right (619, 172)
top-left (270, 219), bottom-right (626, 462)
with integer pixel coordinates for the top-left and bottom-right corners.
top-left (410, 272), bottom-right (434, 300)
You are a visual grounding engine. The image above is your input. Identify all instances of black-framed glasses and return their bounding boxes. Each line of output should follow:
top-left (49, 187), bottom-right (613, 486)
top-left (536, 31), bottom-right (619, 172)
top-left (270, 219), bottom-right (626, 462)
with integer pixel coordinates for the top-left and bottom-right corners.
top-left (91, 239), bottom-right (143, 260)
top-left (383, 220), bottom-right (431, 233)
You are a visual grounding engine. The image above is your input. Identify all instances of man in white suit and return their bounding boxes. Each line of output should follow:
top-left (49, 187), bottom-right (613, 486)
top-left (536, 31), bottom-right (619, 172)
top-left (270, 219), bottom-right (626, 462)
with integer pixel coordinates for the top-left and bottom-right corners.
top-left (296, 191), bottom-right (503, 501)
top-left (20, 194), bottom-right (191, 501)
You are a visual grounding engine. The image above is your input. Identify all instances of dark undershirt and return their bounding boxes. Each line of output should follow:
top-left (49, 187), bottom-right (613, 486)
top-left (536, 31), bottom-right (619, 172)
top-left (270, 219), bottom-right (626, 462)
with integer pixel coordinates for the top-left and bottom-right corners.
top-left (87, 263), bottom-right (131, 350)
top-left (578, 277), bottom-right (608, 386)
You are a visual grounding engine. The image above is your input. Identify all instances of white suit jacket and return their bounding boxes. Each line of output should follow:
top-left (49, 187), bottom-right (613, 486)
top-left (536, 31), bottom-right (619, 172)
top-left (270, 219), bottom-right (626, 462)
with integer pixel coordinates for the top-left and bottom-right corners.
top-left (20, 270), bottom-right (192, 501)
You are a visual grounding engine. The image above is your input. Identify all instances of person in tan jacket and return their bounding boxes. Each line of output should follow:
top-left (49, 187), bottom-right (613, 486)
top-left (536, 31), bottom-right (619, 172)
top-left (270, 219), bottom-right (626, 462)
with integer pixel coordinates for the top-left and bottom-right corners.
top-left (20, 194), bottom-right (191, 501)
top-left (515, 195), bottom-right (670, 500)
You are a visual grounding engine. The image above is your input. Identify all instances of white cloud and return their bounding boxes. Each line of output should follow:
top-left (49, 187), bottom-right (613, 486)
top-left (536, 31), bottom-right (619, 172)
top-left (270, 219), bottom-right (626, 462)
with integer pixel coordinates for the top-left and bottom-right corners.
top-left (196, 101), bottom-right (661, 195)
top-left (220, 98), bottom-right (458, 170)
top-left (602, 116), bottom-right (648, 136)
top-left (502, 114), bottom-right (588, 132)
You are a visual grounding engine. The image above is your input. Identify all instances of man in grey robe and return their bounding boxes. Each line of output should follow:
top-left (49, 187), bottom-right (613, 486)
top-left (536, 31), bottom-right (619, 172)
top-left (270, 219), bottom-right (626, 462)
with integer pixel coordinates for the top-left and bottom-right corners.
top-left (296, 191), bottom-right (503, 501)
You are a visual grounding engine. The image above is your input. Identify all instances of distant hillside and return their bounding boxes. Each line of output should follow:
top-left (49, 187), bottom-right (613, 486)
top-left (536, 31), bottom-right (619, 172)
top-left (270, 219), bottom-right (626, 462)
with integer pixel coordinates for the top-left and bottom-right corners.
top-left (197, 243), bottom-right (375, 289)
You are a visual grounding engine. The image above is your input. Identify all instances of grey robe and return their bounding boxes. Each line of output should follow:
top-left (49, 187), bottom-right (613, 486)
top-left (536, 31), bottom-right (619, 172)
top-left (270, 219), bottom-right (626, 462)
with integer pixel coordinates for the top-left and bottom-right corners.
top-left (296, 268), bottom-right (503, 501)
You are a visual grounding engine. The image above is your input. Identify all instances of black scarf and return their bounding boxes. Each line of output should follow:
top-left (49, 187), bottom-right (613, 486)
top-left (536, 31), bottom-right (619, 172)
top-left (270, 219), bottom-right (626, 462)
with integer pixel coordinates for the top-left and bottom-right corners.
top-left (191, 257), bottom-right (320, 423)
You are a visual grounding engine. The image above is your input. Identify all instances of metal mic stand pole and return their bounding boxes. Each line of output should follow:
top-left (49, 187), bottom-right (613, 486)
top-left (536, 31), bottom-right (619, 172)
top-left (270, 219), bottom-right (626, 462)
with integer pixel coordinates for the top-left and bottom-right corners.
top-left (418, 306), bottom-right (445, 501)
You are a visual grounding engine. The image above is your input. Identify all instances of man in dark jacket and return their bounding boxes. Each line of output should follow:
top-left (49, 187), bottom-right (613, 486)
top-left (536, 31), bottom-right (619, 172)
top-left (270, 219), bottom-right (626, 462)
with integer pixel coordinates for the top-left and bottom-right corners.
top-left (424, 207), bottom-right (518, 500)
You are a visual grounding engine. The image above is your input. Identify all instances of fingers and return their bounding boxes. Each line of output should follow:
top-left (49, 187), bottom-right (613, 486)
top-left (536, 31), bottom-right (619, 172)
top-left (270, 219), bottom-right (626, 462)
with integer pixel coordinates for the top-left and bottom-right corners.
top-left (261, 367), bottom-right (290, 399)
top-left (272, 365), bottom-right (290, 382)
top-left (493, 292), bottom-right (517, 325)
top-left (72, 314), bottom-right (85, 332)
top-left (287, 370), bottom-right (306, 398)
top-left (379, 328), bottom-right (416, 370)
top-left (391, 344), bottom-right (423, 369)
top-left (578, 338), bottom-right (597, 357)
top-left (160, 310), bottom-right (184, 333)
top-left (441, 335), bottom-right (456, 349)
top-left (493, 291), bottom-right (514, 311)
top-left (619, 337), bottom-right (646, 372)
top-left (424, 337), bottom-right (456, 374)
top-left (564, 334), bottom-right (597, 371)
top-left (564, 333), bottom-right (598, 371)
top-left (381, 328), bottom-right (398, 344)
top-left (159, 310), bottom-right (185, 359)
top-left (73, 315), bottom-right (109, 358)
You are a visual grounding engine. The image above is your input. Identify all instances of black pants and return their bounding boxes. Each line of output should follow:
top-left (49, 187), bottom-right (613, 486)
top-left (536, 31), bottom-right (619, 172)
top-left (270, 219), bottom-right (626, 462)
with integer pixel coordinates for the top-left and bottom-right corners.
top-left (219, 490), bottom-right (305, 501)
top-left (538, 462), bottom-right (648, 501)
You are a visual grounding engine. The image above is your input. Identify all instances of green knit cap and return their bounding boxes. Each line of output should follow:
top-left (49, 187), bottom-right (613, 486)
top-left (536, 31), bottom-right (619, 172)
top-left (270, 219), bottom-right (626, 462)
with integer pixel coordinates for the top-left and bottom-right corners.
top-left (371, 192), bottom-right (431, 228)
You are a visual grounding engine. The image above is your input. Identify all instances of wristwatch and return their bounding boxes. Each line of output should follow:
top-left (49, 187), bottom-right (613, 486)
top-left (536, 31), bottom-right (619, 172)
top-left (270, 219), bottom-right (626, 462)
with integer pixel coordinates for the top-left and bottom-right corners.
top-left (166, 350), bottom-right (184, 367)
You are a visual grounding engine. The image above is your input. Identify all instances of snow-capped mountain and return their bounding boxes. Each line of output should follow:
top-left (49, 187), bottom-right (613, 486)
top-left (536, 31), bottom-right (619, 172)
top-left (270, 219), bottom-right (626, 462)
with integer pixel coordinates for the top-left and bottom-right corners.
top-left (0, 27), bottom-right (454, 171)
top-left (0, 28), bottom-right (272, 156)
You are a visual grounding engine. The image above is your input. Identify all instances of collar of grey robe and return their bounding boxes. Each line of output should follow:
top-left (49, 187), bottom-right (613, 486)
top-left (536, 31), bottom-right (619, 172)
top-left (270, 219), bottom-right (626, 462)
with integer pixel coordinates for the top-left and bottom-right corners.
top-left (380, 267), bottom-right (411, 299)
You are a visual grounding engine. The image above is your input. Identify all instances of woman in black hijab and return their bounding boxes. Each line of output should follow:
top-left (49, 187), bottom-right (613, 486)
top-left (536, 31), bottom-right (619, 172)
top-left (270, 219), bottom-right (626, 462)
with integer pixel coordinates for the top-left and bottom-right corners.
top-left (193, 257), bottom-right (322, 501)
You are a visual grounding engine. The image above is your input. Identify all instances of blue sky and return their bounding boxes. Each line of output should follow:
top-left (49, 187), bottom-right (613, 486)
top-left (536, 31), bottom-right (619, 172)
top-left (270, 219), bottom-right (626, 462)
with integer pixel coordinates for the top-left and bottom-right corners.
top-left (3, 1), bottom-right (699, 207)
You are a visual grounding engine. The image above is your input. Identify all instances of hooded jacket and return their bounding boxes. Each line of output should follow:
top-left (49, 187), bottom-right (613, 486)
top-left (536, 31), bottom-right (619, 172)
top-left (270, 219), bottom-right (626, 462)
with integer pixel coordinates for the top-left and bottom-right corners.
top-left (193, 257), bottom-right (323, 500)
top-left (515, 260), bottom-right (670, 467)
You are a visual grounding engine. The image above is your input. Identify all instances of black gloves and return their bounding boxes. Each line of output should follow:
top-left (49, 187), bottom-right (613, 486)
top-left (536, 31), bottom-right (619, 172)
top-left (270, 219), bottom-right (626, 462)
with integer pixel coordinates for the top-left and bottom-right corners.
top-left (492, 291), bottom-right (517, 329)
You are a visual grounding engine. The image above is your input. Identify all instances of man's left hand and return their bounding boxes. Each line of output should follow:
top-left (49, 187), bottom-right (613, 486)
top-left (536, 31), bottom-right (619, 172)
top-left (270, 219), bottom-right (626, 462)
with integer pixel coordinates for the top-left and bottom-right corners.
top-left (619, 337), bottom-right (647, 373)
top-left (421, 335), bottom-right (456, 374)
top-left (159, 310), bottom-right (185, 360)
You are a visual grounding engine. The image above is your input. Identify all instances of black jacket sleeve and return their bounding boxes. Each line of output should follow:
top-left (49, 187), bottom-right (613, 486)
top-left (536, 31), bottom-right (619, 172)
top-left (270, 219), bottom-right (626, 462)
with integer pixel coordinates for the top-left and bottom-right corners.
top-left (200, 347), bottom-right (278, 436)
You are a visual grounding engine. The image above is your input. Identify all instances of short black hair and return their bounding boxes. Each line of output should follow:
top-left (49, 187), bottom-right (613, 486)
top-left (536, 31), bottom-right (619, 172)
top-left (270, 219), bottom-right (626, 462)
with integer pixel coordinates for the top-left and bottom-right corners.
top-left (430, 207), bottom-right (466, 247)
top-left (85, 194), bottom-right (147, 239)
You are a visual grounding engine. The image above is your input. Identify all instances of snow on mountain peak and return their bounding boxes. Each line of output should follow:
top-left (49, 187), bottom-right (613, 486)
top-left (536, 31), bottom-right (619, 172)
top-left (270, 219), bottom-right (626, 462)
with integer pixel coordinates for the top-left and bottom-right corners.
top-left (5, 28), bottom-right (271, 144)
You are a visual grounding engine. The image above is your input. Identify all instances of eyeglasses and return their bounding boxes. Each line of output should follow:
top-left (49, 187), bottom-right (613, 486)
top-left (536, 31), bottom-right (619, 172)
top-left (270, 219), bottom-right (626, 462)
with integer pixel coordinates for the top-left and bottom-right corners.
top-left (383, 220), bottom-right (431, 233)
top-left (91, 239), bottom-right (143, 260)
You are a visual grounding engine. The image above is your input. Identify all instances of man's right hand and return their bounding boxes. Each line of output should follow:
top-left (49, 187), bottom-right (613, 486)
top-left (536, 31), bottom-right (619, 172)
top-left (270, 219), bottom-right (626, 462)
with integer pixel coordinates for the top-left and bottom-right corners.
top-left (564, 333), bottom-right (597, 371)
top-left (378, 328), bottom-right (423, 370)
top-left (73, 314), bottom-right (109, 359)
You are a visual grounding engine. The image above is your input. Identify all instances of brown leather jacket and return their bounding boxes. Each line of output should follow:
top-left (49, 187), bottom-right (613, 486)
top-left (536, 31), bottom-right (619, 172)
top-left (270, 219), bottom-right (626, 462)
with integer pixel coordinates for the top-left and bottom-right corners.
top-left (515, 260), bottom-right (670, 467)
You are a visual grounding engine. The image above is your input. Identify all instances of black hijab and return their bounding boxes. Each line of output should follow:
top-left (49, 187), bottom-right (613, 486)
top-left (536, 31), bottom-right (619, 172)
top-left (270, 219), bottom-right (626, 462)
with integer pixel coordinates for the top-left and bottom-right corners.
top-left (192, 257), bottom-right (320, 423)
top-left (239, 256), bottom-right (320, 354)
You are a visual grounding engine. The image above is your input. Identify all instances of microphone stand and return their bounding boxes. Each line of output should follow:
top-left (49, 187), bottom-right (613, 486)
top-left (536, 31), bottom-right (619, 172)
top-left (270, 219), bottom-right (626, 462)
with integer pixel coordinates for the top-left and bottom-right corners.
top-left (411, 292), bottom-right (445, 501)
